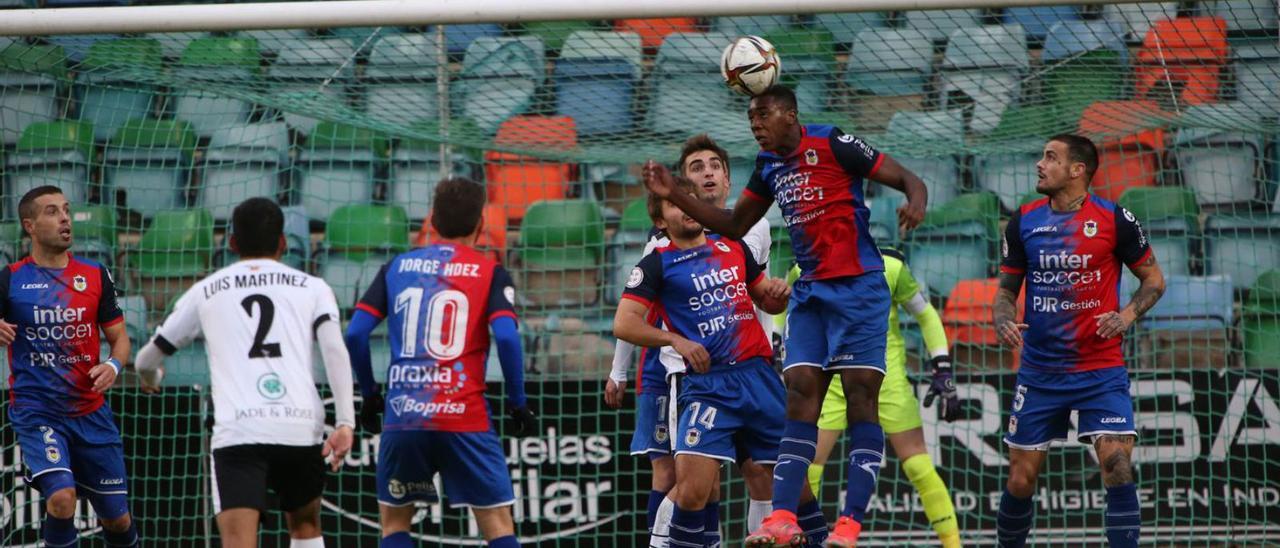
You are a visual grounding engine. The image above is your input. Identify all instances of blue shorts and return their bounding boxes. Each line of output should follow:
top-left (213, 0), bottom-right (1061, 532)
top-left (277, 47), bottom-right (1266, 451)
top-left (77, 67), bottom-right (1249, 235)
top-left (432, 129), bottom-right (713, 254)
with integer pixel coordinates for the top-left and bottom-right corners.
top-left (673, 360), bottom-right (785, 464)
top-left (377, 429), bottom-right (514, 509)
top-left (1004, 367), bottom-right (1137, 450)
top-left (10, 403), bottom-right (130, 519)
top-left (784, 273), bottom-right (890, 372)
top-left (629, 392), bottom-right (673, 457)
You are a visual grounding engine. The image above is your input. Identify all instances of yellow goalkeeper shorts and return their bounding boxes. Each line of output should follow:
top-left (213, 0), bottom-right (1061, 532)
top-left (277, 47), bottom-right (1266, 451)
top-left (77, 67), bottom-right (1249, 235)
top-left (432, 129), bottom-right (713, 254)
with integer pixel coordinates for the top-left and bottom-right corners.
top-left (817, 357), bottom-right (923, 435)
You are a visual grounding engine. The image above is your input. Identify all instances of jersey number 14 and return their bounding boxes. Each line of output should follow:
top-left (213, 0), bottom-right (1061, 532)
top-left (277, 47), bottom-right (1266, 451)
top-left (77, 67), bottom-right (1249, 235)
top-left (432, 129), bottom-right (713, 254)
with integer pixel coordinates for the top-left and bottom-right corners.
top-left (395, 288), bottom-right (469, 361)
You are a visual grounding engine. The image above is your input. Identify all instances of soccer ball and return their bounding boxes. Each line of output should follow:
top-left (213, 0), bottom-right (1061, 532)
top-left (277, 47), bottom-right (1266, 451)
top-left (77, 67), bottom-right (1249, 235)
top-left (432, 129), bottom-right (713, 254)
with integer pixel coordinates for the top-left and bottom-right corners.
top-left (720, 35), bottom-right (781, 96)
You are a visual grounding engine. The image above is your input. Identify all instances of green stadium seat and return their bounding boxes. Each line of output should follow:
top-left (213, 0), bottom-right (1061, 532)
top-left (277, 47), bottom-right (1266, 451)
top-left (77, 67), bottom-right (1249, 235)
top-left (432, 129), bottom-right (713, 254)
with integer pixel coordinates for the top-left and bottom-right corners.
top-left (906, 192), bottom-right (1000, 297)
top-left (116, 294), bottom-right (150, 347)
top-left (521, 20), bottom-right (598, 52)
top-left (455, 36), bottom-right (545, 134)
top-left (814, 12), bottom-right (890, 47)
top-left (132, 208), bottom-right (214, 311)
top-left (1204, 214), bottom-right (1280, 291)
top-left (297, 121), bottom-right (388, 221)
top-left (885, 110), bottom-right (965, 209)
top-left (940, 24), bottom-right (1029, 134)
top-left (199, 122), bottom-right (289, 222)
top-left (175, 37), bottom-right (260, 138)
top-left (270, 38), bottom-right (357, 134)
top-left (607, 198), bottom-right (652, 303)
top-left (237, 28), bottom-right (312, 56)
top-left (144, 32), bottom-right (212, 60)
top-left (0, 222), bottom-right (24, 265)
top-left (763, 29), bottom-right (836, 113)
top-left (518, 200), bottom-right (605, 308)
top-left (1243, 269), bottom-right (1280, 367)
top-left (647, 32), bottom-right (749, 144)
top-left (0, 44), bottom-right (68, 145)
top-left (319, 204), bottom-right (409, 310)
top-left (76, 38), bottom-right (163, 142)
top-left (105, 119), bottom-right (197, 218)
top-left (6, 120), bottom-right (94, 220)
top-left (972, 105), bottom-right (1058, 211)
top-left (1042, 48), bottom-right (1127, 123)
top-left (769, 226), bottom-right (794, 280)
top-left (70, 204), bottom-right (116, 268)
top-left (364, 33), bottom-right (442, 126)
top-left (1172, 103), bottom-right (1265, 206)
top-left (1118, 186), bottom-right (1199, 282)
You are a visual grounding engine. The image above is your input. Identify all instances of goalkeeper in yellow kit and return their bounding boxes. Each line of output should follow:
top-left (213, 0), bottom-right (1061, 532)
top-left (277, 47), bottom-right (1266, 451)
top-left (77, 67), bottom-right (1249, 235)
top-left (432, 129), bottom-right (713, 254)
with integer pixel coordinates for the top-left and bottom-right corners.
top-left (779, 248), bottom-right (962, 547)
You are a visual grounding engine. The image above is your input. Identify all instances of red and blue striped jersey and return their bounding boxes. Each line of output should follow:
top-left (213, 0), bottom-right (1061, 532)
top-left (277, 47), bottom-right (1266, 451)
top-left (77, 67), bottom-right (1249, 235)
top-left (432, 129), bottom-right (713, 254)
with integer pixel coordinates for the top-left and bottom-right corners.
top-left (1000, 194), bottom-right (1153, 373)
top-left (0, 255), bottom-right (122, 416)
top-left (622, 235), bottom-right (773, 370)
top-left (357, 243), bottom-right (517, 432)
top-left (744, 124), bottom-right (885, 281)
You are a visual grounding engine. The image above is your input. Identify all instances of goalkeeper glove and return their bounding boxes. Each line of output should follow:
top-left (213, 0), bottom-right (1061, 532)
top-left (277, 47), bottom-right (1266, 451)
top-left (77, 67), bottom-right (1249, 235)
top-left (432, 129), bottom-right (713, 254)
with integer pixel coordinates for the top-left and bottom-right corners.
top-left (923, 355), bottom-right (960, 422)
top-left (508, 405), bottom-right (538, 438)
top-left (359, 393), bottom-right (384, 434)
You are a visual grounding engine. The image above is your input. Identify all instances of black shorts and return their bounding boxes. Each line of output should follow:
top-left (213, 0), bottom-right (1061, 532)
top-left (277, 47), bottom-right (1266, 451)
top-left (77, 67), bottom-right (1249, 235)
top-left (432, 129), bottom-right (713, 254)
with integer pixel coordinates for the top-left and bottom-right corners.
top-left (211, 444), bottom-right (326, 514)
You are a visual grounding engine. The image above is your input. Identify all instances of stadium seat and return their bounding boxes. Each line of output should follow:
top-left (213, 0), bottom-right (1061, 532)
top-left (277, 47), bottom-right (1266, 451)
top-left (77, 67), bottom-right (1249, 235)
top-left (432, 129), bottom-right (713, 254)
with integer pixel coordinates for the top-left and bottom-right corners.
top-left (0, 222), bottom-right (22, 265)
top-left (904, 9), bottom-right (984, 43)
top-left (1234, 43), bottom-right (1280, 119)
top-left (415, 204), bottom-right (509, 264)
top-left (1041, 21), bottom-right (1128, 119)
top-left (132, 208), bottom-right (214, 312)
top-left (430, 24), bottom-right (505, 56)
top-left (1078, 100), bottom-right (1169, 202)
top-left (1118, 187), bottom-right (1200, 282)
top-left (236, 29), bottom-right (311, 56)
top-left (116, 294), bottom-right (149, 347)
top-left (70, 204), bottom-right (116, 269)
top-left (940, 24), bottom-right (1029, 134)
top-left (145, 32), bottom-right (212, 60)
top-left (297, 121), bottom-right (387, 221)
top-left (75, 38), bottom-right (162, 142)
top-left (199, 122), bottom-right (289, 222)
top-left (769, 226), bottom-right (795, 279)
top-left (605, 198), bottom-right (651, 304)
top-left (555, 31), bottom-right (643, 136)
top-left (104, 119), bottom-right (197, 218)
top-left (843, 28), bottom-right (932, 129)
top-left (814, 12), bottom-right (890, 47)
top-left (485, 115), bottom-right (577, 223)
top-left (1101, 2), bottom-right (1176, 41)
top-left (972, 105), bottom-right (1058, 211)
top-left (1135, 17), bottom-right (1228, 106)
top-left (319, 204), bottom-right (409, 310)
top-left (327, 26), bottom-right (405, 50)
top-left (646, 32), bottom-right (748, 144)
top-left (0, 44), bottom-right (67, 145)
top-left (47, 34), bottom-right (120, 65)
top-left (1214, 0), bottom-right (1279, 32)
top-left (906, 192), bottom-right (1000, 298)
top-left (1243, 269), bottom-right (1280, 367)
top-left (520, 20), bottom-right (597, 52)
top-left (764, 29), bottom-right (837, 113)
top-left (1204, 214), bottom-right (1280, 291)
top-left (1125, 274), bottom-right (1234, 368)
top-left (5, 120), bottom-right (94, 220)
top-left (363, 33), bottom-right (442, 126)
top-left (454, 36), bottom-right (545, 134)
top-left (943, 277), bottom-right (1024, 368)
top-left (868, 192), bottom-right (904, 245)
top-left (174, 38), bottom-right (260, 138)
top-left (885, 110), bottom-right (965, 209)
top-left (613, 18), bottom-right (699, 51)
top-left (713, 15), bottom-right (794, 36)
top-left (517, 200), bottom-right (605, 308)
top-left (269, 38), bottom-right (357, 134)
top-left (215, 205), bottom-right (310, 270)
top-left (1002, 5), bottom-right (1081, 43)
top-left (1172, 103), bottom-right (1264, 206)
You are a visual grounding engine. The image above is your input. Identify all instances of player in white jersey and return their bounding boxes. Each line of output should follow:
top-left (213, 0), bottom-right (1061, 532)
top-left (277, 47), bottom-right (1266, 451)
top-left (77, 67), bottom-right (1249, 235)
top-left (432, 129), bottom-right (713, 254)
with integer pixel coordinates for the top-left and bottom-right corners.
top-left (605, 134), bottom-right (774, 545)
top-left (135, 198), bottom-right (356, 548)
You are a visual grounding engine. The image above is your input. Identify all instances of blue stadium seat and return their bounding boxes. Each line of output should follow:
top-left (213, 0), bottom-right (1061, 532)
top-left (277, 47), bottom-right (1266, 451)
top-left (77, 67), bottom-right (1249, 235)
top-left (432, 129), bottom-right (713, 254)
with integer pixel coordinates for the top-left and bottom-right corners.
top-left (1002, 5), bottom-right (1081, 43)
top-left (886, 110), bottom-right (965, 209)
top-left (868, 192), bottom-right (904, 245)
top-left (1123, 274), bottom-right (1235, 368)
top-left (47, 34), bottom-right (120, 64)
top-left (646, 32), bottom-right (749, 144)
top-left (1172, 103), bottom-right (1264, 206)
top-left (432, 24), bottom-right (505, 56)
top-left (1235, 43), bottom-right (1280, 119)
top-left (454, 36), bottom-right (545, 134)
top-left (845, 29), bottom-right (933, 96)
top-left (814, 12), bottom-right (890, 47)
top-left (363, 33), bottom-right (442, 125)
top-left (904, 9), bottom-right (984, 43)
top-left (1204, 214), bottom-right (1280, 291)
top-left (1214, 0), bottom-right (1279, 32)
top-left (1101, 2), bottom-right (1177, 41)
top-left (199, 122), bottom-right (289, 222)
top-left (1042, 19), bottom-right (1128, 64)
top-left (555, 31), bottom-right (643, 136)
top-left (0, 44), bottom-right (67, 145)
top-left (972, 105), bottom-right (1057, 212)
top-left (269, 38), bottom-right (357, 135)
top-left (940, 24), bottom-right (1029, 134)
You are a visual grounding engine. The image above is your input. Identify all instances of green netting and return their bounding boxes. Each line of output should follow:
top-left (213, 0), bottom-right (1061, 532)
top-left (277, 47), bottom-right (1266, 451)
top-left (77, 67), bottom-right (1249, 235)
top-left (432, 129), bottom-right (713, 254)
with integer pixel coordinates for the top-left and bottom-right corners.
top-left (1, 1), bottom-right (1279, 545)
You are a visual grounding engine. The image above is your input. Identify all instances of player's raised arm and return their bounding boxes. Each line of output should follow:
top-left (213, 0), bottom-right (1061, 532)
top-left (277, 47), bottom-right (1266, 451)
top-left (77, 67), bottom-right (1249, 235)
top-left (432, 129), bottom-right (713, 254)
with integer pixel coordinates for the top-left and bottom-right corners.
top-left (643, 161), bottom-right (768, 240)
top-left (828, 128), bottom-right (928, 233)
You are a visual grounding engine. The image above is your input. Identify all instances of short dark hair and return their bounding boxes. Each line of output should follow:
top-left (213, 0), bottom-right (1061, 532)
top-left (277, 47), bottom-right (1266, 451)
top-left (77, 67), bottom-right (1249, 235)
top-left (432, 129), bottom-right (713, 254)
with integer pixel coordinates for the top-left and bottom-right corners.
top-left (679, 134), bottom-right (731, 178)
top-left (646, 176), bottom-right (697, 224)
top-left (18, 185), bottom-right (65, 225)
top-left (431, 178), bottom-right (487, 238)
top-left (1049, 133), bottom-right (1100, 182)
top-left (752, 85), bottom-right (798, 112)
top-left (231, 197), bottom-right (284, 257)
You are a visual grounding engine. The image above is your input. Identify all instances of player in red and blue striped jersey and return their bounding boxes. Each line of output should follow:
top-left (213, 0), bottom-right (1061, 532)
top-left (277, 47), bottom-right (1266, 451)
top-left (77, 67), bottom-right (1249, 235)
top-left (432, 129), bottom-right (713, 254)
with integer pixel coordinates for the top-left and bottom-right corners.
top-left (0, 186), bottom-right (137, 547)
top-left (614, 176), bottom-right (790, 548)
top-left (344, 178), bottom-right (537, 548)
top-left (644, 86), bottom-right (929, 546)
top-left (993, 135), bottom-right (1166, 548)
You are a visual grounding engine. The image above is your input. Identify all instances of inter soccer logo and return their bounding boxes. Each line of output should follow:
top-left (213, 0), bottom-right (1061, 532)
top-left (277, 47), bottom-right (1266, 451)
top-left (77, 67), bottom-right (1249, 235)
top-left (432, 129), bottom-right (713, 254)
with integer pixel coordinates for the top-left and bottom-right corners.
top-left (72, 275), bottom-right (87, 292)
top-left (1083, 220), bottom-right (1098, 238)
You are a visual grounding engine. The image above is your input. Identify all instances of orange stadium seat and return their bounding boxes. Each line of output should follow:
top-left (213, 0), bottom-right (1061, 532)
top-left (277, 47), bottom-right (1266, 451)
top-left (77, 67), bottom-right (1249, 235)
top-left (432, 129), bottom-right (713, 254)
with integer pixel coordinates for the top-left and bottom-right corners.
top-left (1079, 100), bottom-right (1169, 202)
top-left (613, 18), bottom-right (699, 51)
top-left (944, 278), bottom-right (1025, 368)
top-left (1135, 16), bottom-right (1228, 106)
top-left (415, 204), bottom-right (509, 263)
top-left (484, 115), bottom-right (578, 222)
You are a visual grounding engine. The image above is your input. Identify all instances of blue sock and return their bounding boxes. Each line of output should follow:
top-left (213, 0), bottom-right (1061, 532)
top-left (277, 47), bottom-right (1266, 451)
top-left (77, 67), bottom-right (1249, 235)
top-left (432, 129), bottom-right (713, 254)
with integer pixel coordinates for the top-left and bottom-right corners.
top-left (703, 500), bottom-right (721, 547)
top-left (42, 515), bottom-right (78, 548)
top-left (668, 504), bottom-right (706, 548)
top-left (648, 489), bottom-right (669, 532)
top-left (796, 498), bottom-right (828, 547)
top-left (773, 419), bottom-right (819, 514)
top-left (381, 531), bottom-right (413, 548)
top-left (997, 489), bottom-right (1035, 548)
top-left (842, 421), bottom-right (884, 522)
top-left (488, 535), bottom-right (520, 548)
top-left (1105, 483), bottom-right (1141, 548)
top-left (102, 521), bottom-right (138, 546)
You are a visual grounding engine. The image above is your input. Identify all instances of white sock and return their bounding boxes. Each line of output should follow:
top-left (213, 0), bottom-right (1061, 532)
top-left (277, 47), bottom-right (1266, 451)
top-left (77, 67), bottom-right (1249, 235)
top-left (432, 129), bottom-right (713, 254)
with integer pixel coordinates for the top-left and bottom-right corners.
top-left (649, 496), bottom-right (675, 548)
top-left (290, 537), bottom-right (324, 548)
top-left (748, 499), bottom-right (772, 531)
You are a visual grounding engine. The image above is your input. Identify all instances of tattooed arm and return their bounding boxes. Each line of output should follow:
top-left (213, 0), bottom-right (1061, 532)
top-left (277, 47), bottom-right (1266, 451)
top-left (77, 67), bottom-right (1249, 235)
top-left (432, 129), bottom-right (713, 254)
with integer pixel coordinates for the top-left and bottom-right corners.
top-left (1096, 254), bottom-right (1165, 339)
top-left (994, 272), bottom-right (1029, 348)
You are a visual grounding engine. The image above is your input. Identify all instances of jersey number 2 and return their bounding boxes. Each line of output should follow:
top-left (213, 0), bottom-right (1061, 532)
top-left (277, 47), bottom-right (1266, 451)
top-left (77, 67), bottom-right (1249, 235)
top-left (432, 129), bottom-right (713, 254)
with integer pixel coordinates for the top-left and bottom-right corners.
top-left (395, 288), bottom-right (469, 361)
top-left (241, 295), bottom-right (282, 358)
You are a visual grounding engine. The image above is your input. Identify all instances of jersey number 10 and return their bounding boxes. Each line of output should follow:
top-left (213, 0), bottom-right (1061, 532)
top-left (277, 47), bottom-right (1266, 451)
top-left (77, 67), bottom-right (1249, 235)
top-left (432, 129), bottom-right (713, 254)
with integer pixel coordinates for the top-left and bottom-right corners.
top-left (395, 288), bottom-right (469, 361)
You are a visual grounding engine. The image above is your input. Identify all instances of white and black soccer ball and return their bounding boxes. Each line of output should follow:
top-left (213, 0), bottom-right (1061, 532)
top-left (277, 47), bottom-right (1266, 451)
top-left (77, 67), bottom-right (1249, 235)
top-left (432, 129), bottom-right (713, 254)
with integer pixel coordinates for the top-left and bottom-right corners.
top-left (721, 35), bottom-right (781, 96)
